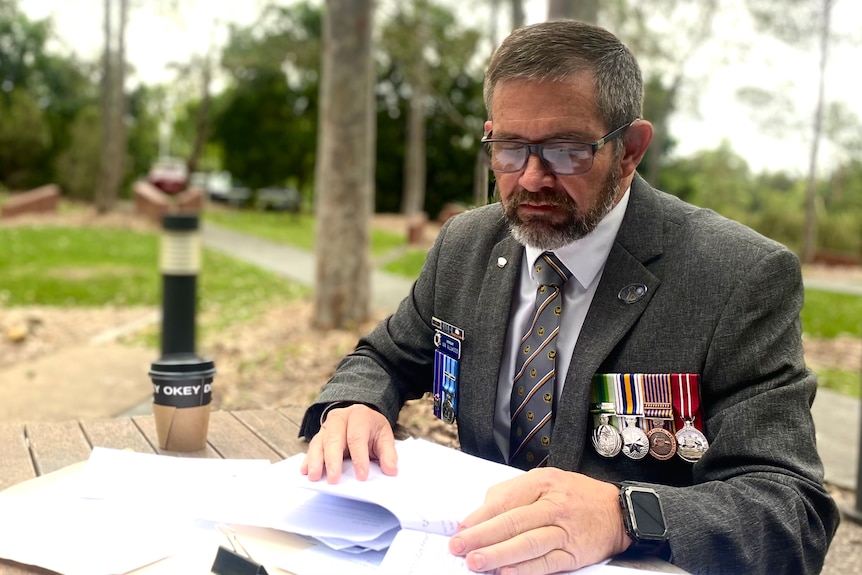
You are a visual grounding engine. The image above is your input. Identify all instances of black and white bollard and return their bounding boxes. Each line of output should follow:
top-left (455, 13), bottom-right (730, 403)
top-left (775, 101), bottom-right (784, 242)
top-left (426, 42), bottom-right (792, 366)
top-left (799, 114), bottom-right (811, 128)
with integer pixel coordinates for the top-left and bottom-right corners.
top-left (149, 213), bottom-right (215, 451)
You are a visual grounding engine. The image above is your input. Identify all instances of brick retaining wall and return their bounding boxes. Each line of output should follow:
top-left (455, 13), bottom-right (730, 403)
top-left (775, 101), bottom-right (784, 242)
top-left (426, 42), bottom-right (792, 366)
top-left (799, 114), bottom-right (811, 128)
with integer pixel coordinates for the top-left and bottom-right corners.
top-left (0, 185), bottom-right (61, 219)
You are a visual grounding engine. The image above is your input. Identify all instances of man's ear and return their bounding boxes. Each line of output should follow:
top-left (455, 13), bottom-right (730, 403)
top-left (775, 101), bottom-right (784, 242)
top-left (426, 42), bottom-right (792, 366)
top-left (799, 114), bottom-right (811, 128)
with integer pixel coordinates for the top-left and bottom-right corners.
top-left (619, 120), bottom-right (653, 179)
top-left (483, 120), bottom-right (493, 137)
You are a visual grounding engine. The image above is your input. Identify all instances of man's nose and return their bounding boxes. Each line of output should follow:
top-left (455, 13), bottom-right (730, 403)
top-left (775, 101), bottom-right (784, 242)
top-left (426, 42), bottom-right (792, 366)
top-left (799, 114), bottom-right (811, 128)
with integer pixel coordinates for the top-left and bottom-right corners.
top-left (518, 152), bottom-right (555, 190)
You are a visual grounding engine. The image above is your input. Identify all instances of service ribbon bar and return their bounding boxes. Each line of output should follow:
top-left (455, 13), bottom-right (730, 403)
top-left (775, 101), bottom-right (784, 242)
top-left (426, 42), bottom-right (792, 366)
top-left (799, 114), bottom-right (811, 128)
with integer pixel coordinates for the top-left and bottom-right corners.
top-left (643, 373), bottom-right (673, 420)
top-left (671, 373), bottom-right (703, 432)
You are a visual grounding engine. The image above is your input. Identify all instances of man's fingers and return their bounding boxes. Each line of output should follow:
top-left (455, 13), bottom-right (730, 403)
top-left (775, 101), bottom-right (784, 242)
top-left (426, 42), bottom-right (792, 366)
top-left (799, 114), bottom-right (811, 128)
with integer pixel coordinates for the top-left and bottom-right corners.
top-left (459, 471), bottom-right (544, 528)
top-left (452, 496), bottom-right (559, 556)
top-left (301, 435), bottom-right (326, 481)
top-left (344, 414), bottom-right (373, 481)
top-left (319, 415), bottom-right (349, 484)
top-left (370, 421), bottom-right (398, 476)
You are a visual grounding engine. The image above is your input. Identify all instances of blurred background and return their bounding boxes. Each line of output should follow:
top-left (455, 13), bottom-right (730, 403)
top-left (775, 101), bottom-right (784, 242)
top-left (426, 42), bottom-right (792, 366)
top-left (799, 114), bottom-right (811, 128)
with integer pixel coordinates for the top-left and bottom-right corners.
top-left (1, 0), bottom-right (860, 406)
top-left (2, 0), bottom-right (861, 259)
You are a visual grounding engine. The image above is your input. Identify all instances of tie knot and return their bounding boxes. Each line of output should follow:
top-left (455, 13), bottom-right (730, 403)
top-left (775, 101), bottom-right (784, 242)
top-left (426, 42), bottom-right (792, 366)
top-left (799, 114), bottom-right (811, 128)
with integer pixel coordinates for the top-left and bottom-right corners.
top-left (534, 252), bottom-right (572, 287)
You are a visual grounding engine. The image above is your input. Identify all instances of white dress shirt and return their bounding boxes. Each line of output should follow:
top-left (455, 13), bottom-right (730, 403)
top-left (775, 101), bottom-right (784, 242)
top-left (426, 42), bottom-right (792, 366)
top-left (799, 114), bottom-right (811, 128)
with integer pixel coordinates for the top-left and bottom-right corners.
top-left (493, 188), bottom-right (631, 460)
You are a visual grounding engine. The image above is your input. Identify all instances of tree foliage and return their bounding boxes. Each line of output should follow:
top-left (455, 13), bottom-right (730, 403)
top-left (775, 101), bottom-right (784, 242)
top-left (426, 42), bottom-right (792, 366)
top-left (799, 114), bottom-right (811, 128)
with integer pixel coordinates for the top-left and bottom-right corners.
top-left (0, 89), bottom-right (51, 189)
top-left (210, 2), bottom-right (322, 192)
top-left (0, 2), bottom-right (96, 191)
top-left (376, 0), bottom-right (485, 216)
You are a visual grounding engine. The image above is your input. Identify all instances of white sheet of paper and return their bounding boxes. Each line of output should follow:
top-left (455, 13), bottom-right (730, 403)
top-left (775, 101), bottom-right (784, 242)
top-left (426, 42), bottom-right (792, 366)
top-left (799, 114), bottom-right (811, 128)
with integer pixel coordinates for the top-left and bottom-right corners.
top-left (276, 538), bottom-right (387, 575)
top-left (380, 530), bottom-right (638, 575)
top-left (275, 437), bottom-right (524, 535)
top-left (81, 446), bottom-right (273, 525)
top-left (263, 489), bottom-right (400, 544)
top-left (0, 462), bottom-right (189, 575)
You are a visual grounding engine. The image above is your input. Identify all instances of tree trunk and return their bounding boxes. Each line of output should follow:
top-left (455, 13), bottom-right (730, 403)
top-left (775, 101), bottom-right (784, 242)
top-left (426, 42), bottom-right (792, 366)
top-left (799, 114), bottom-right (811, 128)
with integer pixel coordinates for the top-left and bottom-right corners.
top-left (511, 0), bottom-right (525, 29)
top-left (96, 0), bottom-right (127, 214)
top-left (400, 7), bottom-right (428, 217)
top-left (97, 0), bottom-right (113, 211)
top-left (802, 0), bottom-right (832, 264)
top-left (548, 0), bottom-right (599, 23)
top-left (313, 0), bottom-right (375, 329)
top-left (187, 58), bottom-right (212, 178)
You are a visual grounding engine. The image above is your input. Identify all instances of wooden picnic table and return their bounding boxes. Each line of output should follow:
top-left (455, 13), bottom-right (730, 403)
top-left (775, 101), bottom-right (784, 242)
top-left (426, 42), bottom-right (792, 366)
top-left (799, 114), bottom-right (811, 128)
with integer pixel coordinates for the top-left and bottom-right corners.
top-left (0, 407), bottom-right (687, 575)
top-left (0, 407), bottom-right (307, 575)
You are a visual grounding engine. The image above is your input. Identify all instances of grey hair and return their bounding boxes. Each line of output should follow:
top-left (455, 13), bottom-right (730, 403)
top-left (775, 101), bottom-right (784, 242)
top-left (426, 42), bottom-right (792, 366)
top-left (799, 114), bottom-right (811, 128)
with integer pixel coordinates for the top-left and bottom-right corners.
top-left (483, 20), bottom-right (643, 132)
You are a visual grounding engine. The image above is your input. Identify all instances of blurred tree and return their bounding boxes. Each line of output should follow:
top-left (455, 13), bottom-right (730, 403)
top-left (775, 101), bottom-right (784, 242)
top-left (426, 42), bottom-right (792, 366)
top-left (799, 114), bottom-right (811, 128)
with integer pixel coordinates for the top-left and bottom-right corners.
top-left (743, 0), bottom-right (838, 263)
top-left (548, 0), bottom-right (598, 22)
top-left (54, 106), bottom-right (102, 200)
top-left (0, 2), bottom-right (95, 190)
top-left (96, 0), bottom-right (129, 213)
top-left (211, 2), bottom-right (322, 192)
top-left (126, 84), bottom-right (167, 184)
top-left (0, 89), bottom-right (52, 189)
top-left (313, 0), bottom-right (375, 328)
top-left (511, 0), bottom-right (525, 28)
top-left (379, 0), bottom-right (484, 217)
top-left (606, 0), bottom-right (719, 187)
top-left (659, 140), bottom-right (754, 222)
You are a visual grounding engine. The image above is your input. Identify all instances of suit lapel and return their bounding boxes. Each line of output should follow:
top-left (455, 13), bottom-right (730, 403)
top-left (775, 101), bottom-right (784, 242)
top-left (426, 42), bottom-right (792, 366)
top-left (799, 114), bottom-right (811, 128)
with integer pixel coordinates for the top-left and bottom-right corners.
top-left (551, 175), bottom-right (665, 471)
top-left (460, 234), bottom-right (523, 462)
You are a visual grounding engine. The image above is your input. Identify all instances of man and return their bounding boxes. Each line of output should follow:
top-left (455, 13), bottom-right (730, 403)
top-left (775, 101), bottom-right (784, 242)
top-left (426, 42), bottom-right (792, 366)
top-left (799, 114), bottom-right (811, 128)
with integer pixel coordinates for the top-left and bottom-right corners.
top-left (299, 20), bottom-right (839, 574)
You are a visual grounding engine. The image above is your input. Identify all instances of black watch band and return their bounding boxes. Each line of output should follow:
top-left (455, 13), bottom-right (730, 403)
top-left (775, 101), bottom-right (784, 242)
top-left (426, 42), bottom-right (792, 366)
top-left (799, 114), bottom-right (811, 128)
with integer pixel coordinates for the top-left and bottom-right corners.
top-left (618, 483), bottom-right (669, 556)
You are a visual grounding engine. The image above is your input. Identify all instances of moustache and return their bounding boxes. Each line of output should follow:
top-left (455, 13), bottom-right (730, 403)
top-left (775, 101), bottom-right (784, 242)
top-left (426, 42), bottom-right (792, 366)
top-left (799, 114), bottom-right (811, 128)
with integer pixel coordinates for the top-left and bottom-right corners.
top-left (508, 189), bottom-right (575, 209)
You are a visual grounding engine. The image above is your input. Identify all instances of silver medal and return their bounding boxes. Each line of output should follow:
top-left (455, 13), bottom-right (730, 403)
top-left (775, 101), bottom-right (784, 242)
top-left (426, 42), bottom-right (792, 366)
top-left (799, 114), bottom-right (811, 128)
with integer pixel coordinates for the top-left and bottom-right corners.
top-left (676, 419), bottom-right (709, 463)
top-left (620, 416), bottom-right (649, 460)
top-left (592, 414), bottom-right (622, 458)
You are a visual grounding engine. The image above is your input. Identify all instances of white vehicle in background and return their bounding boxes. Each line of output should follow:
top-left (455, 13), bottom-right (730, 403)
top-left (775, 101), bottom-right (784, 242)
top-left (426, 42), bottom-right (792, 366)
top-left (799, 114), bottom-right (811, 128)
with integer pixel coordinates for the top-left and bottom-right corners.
top-left (191, 171), bottom-right (251, 206)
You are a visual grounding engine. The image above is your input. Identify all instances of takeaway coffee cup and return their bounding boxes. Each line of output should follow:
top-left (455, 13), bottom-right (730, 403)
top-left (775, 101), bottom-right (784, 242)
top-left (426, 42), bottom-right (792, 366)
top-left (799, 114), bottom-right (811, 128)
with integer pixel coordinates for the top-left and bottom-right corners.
top-left (149, 353), bottom-right (216, 451)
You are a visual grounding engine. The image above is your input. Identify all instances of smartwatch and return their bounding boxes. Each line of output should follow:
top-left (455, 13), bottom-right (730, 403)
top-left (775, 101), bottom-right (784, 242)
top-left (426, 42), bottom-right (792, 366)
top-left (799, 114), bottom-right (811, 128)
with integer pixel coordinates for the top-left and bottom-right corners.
top-left (618, 484), bottom-right (669, 555)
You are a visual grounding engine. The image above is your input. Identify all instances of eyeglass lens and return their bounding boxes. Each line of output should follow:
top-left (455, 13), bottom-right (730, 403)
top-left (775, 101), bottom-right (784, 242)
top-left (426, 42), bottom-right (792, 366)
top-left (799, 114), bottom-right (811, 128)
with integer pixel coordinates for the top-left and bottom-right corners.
top-left (486, 142), bottom-right (594, 175)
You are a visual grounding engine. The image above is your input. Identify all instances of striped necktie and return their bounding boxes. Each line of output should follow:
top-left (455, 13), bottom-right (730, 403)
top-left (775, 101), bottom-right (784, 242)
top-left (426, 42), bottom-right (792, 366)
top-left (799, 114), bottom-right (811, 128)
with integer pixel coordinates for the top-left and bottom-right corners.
top-left (509, 251), bottom-right (572, 470)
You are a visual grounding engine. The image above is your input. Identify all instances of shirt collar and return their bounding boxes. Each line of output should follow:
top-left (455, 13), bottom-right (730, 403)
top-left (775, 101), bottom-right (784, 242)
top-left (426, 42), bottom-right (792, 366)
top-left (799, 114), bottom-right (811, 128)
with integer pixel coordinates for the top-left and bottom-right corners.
top-left (525, 186), bottom-right (631, 289)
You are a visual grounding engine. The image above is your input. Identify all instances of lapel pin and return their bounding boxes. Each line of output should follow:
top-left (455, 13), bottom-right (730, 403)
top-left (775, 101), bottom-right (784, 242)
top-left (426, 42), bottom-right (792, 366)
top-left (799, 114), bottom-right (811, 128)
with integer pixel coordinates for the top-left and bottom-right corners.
top-left (618, 284), bottom-right (648, 304)
top-left (497, 257), bottom-right (508, 268)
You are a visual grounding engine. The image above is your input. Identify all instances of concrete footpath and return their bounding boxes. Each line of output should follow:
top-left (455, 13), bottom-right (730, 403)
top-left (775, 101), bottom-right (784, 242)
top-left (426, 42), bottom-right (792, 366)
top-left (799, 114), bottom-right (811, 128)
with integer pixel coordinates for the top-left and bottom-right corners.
top-left (3, 222), bottom-right (859, 493)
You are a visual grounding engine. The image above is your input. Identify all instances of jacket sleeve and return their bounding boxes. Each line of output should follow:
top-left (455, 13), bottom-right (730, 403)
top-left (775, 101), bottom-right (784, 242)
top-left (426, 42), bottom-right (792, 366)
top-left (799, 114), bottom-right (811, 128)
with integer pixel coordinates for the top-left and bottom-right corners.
top-left (648, 247), bottom-right (840, 574)
top-left (299, 218), bottom-right (449, 440)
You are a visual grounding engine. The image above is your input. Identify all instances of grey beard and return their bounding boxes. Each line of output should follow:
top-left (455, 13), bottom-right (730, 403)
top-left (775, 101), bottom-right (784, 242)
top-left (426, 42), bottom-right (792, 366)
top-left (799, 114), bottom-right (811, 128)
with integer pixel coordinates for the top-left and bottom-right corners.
top-left (505, 167), bottom-right (621, 251)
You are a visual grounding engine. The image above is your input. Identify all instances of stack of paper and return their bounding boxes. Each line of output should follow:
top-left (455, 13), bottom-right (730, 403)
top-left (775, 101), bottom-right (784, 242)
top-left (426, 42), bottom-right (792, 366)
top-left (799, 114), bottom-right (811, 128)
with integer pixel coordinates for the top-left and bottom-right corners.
top-left (0, 438), bottom-right (661, 575)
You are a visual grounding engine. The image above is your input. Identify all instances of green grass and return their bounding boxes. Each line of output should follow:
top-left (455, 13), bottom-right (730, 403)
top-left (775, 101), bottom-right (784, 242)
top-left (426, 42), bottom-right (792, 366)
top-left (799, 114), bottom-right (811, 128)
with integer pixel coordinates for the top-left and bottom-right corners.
top-left (0, 226), bottom-right (308, 341)
top-left (383, 249), bottom-right (430, 278)
top-left (815, 368), bottom-right (861, 399)
top-left (204, 209), bottom-right (407, 256)
top-left (0, 227), bottom-right (160, 306)
top-left (802, 289), bottom-right (862, 338)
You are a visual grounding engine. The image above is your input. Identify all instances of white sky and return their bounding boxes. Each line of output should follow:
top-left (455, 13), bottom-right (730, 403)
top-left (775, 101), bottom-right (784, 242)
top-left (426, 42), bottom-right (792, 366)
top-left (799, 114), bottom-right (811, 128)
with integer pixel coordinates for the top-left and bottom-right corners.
top-left (19, 0), bottom-right (862, 176)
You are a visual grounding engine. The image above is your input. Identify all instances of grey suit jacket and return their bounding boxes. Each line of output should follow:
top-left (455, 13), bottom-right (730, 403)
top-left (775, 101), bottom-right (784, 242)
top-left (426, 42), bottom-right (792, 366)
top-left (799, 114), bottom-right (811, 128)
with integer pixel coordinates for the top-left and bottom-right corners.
top-left (301, 175), bottom-right (839, 574)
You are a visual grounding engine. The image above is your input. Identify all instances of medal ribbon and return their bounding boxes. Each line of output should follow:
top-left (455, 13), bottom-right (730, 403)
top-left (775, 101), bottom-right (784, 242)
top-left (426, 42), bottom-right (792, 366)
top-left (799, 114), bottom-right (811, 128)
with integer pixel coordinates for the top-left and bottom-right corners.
top-left (614, 374), bottom-right (644, 416)
top-left (642, 374), bottom-right (673, 419)
top-left (591, 374), bottom-right (616, 413)
top-left (671, 373), bottom-right (702, 431)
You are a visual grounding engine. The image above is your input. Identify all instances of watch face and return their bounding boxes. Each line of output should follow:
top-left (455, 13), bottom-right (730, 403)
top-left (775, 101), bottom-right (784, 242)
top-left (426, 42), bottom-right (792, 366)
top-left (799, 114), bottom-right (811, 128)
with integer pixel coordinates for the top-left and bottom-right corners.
top-left (627, 488), bottom-right (667, 539)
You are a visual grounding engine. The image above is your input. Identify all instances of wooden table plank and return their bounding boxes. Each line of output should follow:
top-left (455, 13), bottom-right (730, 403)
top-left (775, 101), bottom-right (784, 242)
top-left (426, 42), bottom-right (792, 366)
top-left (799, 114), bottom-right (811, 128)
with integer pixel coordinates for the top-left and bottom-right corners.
top-left (80, 418), bottom-right (157, 454)
top-left (277, 405), bottom-right (308, 428)
top-left (131, 414), bottom-right (221, 458)
top-left (0, 559), bottom-right (57, 575)
top-left (0, 425), bottom-right (35, 491)
top-left (206, 410), bottom-right (282, 462)
top-left (25, 421), bottom-right (92, 476)
top-left (233, 408), bottom-right (307, 459)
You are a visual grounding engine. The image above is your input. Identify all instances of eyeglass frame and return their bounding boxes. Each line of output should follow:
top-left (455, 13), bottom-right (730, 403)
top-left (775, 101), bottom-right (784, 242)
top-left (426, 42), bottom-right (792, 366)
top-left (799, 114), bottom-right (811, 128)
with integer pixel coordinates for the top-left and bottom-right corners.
top-left (480, 119), bottom-right (638, 176)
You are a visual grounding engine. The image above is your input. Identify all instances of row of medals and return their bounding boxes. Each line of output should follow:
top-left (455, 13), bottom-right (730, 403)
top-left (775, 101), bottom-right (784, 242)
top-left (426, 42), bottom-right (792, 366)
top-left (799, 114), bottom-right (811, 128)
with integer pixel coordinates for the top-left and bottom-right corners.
top-left (592, 413), bottom-right (709, 463)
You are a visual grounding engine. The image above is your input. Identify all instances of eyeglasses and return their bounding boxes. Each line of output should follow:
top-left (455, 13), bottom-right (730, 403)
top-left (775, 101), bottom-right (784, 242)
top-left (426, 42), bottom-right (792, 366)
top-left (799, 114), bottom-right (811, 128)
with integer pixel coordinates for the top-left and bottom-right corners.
top-left (481, 119), bottom-right (637, 176)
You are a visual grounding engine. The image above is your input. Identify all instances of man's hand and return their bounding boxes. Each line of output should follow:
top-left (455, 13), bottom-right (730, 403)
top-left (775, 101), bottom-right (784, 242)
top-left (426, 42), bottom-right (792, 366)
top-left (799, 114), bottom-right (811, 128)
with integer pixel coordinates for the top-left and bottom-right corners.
top-left (448, 468), bottom-right (631, 574)
top-left (300, 403), bottom-right (398, 484)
